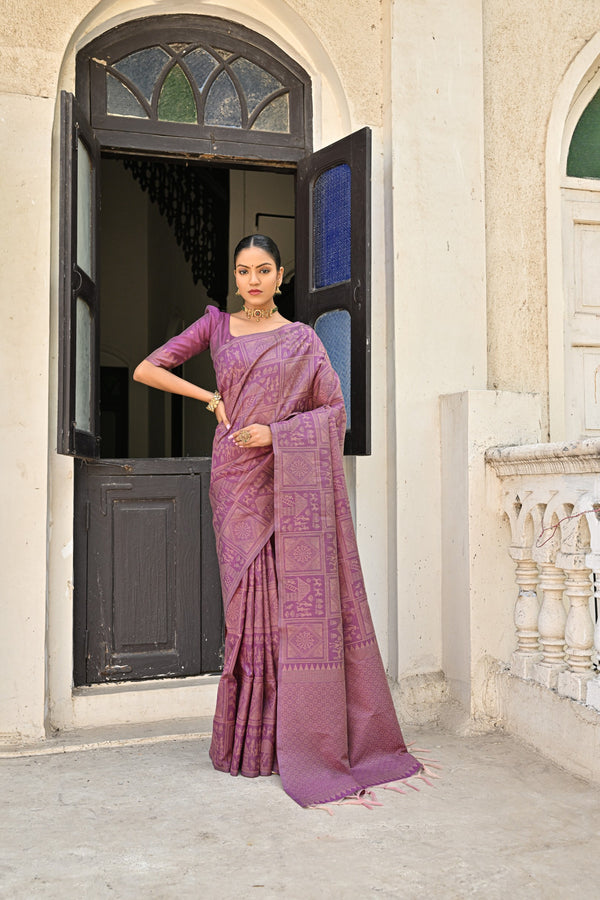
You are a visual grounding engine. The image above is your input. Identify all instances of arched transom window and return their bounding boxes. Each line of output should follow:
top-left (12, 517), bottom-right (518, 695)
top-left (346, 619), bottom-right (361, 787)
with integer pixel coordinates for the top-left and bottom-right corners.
top-left (76, 15), bottom-right (312, 160)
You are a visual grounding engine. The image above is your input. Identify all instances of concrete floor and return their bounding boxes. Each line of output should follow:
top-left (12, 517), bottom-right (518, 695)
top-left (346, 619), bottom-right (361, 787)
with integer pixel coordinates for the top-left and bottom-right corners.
top-left (1, 723), bottom-right (599, 899)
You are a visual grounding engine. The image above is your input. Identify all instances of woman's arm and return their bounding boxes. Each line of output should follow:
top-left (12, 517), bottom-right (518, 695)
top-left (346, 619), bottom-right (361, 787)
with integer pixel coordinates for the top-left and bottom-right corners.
top-left (133, 360), bottom-right (230, 428)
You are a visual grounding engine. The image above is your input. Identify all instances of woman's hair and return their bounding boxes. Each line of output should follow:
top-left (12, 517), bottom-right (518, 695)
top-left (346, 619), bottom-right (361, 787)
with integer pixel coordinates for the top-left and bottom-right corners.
top-left (233, 233), bottom-right (281, 270)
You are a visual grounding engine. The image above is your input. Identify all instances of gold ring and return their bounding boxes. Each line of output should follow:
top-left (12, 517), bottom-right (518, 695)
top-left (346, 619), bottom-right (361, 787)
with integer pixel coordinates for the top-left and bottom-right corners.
top-left (239, 430), bottom-right (251, 444)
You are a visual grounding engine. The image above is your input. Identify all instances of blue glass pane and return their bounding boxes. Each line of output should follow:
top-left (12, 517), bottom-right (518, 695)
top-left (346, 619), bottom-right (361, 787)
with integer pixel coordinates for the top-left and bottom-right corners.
top-left (204, 71), bottom-right (242, 127)
top-left (315, 309), bottom-right (351, 428)
top-left (313, 164), bottom-right (351, 288)
top-left (106, 74), bottom-right (147, 118)
top-left (184, 47), bottom-right (219, 92)
top-left (113, 47), bottom-right (170, 104)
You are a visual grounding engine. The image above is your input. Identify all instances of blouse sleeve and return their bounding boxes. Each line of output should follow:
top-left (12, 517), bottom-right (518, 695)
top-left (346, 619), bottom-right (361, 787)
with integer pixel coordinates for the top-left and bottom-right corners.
top-left (145, 305), bottom-right (220, 370)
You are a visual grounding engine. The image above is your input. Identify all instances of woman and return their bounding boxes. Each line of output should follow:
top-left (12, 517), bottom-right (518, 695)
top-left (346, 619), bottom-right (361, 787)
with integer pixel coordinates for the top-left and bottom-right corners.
top-left (134, 234), bottom-right (421, 807)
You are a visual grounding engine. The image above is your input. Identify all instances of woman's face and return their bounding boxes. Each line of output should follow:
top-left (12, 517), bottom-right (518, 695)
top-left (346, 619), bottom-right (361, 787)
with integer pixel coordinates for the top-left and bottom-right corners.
top-left (234, 246), bottom-right (283, 308)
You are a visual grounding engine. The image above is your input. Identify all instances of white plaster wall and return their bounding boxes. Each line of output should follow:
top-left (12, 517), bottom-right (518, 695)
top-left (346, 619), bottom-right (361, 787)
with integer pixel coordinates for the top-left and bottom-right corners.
top-left (440, 390), bottom-right (543, 715)
top-left (0, 92), bottom-right (54, 740)
top-left (387, 0), bottom-right (488, 679)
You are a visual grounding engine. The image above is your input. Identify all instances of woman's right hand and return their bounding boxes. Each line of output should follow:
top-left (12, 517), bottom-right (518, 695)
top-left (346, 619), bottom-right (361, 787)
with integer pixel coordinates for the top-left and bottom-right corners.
top-left (215, 401), bottom-right (231, 430)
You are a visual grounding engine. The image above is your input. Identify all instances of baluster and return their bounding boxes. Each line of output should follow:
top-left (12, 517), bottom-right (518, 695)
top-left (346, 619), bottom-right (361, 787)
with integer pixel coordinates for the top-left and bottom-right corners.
top-left (532, 561), bottom-right (566, 689)
top-left (556, 553), bottom-right (594, 701)
top-left (585, 557), bottom-right (600, 711)
top-left (509, 548), bottom-right (541, 678)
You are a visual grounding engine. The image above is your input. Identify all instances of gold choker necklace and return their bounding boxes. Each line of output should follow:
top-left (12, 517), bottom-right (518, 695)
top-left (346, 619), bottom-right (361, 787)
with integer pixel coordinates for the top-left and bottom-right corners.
top-left (242, 304), bottom-right (278, 320)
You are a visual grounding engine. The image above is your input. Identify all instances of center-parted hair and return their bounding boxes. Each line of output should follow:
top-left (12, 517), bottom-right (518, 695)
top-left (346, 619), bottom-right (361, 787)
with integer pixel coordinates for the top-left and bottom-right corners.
top-left (233, 234), bottom-right (282, 271)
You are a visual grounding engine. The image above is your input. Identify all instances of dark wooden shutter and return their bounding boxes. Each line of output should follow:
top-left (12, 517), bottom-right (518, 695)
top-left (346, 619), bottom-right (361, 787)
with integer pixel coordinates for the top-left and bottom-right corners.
top-left (75, 459), bottom-right (223, 684)
top-left (58, 91), bottom-right (101, 457)
top-left (296, 127), bottom-right (371, 455)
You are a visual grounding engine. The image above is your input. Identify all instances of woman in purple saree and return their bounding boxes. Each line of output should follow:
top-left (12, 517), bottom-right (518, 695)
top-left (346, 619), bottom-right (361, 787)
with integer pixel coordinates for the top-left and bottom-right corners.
top-left (134, 235), bottom-right (420, 807)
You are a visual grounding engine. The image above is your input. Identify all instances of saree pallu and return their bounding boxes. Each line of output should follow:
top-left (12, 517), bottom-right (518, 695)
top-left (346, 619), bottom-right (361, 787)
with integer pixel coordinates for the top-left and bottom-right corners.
top-left (147, 307), bottom-right (420, 806)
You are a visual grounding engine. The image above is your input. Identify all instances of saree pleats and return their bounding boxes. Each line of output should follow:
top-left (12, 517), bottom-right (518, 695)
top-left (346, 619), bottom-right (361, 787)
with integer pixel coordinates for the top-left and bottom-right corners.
top-left (209, 538), bottom-right (279, 778)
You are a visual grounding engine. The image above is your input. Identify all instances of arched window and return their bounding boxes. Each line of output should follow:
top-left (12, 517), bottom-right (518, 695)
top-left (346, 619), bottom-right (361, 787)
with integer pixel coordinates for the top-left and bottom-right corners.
top-left (567, 87), bottom-right (600, 179)
top-left (76, 15), bottom-right (311, 160)
top-left (560, 76), bottom-right (600, 438)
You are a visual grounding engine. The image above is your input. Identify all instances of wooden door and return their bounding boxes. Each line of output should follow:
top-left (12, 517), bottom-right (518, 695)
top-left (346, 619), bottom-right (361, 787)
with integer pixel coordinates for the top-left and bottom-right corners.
top-left (74, 458), bottom-right (223, 684)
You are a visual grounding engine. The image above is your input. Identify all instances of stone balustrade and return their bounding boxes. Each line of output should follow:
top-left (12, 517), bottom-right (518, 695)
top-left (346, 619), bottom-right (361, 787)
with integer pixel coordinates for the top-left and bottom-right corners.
top-left (486, 437), bottom-right (600, 710)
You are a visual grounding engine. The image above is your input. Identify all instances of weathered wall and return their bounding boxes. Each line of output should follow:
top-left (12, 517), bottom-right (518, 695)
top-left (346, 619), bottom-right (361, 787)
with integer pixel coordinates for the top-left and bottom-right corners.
top-left (0, 0), bottom-right (383, 128)
top-left (387, 0), bottom-right (488, 678)
top-left (0, 92), bottom-right (54, 739)
top-left (483, 0), bottom-right (600, 433)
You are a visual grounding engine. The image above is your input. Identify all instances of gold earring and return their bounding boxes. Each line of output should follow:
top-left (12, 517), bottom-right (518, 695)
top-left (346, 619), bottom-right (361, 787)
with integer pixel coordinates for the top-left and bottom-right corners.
top-left (274, 286), bottom-right (282, 295)
top-left (235, 289), bottom-right (241, 296)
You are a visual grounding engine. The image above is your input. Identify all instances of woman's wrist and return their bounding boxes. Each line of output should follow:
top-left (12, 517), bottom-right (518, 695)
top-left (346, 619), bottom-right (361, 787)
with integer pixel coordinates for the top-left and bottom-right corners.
top-left (206, 390), bottom-right (222, 413)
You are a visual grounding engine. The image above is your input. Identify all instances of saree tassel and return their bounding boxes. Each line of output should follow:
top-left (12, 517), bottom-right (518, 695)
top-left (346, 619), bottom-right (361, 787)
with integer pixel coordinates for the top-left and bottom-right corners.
top-left (335, 789), bottom-right (383, 810)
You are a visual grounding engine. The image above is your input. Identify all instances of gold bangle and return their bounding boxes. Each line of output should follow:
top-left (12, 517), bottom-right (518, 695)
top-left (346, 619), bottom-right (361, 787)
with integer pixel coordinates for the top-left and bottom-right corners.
top-left (206, 391), bottom-right (221, 413)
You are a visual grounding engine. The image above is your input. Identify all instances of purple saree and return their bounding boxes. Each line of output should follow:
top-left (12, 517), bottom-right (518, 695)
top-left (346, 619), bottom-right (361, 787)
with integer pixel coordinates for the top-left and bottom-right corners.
top-left (147, 305), bottom-right (420, 806)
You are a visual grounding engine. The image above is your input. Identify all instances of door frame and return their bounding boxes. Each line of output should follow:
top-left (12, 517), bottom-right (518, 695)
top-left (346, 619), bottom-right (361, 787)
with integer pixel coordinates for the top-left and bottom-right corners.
top-left (47, 9), bottom-right (373, 732)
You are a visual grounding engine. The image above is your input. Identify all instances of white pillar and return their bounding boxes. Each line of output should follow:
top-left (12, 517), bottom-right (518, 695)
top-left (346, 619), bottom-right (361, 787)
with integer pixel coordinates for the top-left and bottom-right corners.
top-left (509, 550), bottom-right (542, 678)
top-left (556, 554), bottom-right (594, 701)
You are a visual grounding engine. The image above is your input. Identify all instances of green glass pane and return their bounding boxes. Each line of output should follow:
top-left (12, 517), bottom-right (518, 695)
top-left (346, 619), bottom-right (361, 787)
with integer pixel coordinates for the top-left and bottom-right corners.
top-left (75, 297), bottom-right (92, 433)
top-left (568, 88), bottom-right (600, 179)
top-left (106, 73), bottom-right (147, 118)
top-left (76, 137), bottom-right (93, 277)
top-left (157, 64), bottom-right (197, 123)
top-left (185, 47), bottom-right (219, 92)
top-left (230, 58), bottom-right (282, 117)
top-left (205, 71), bottom-right (242, 127)
top-left (251, 94), bottom-right (290, 133)
top-left (114, 47), bottom-right (170, 104)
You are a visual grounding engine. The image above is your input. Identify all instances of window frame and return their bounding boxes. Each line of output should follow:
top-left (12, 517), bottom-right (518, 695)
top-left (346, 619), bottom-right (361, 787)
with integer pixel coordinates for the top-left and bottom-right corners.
top-left (58, 91), bottom-right (101, 458)
top-left (75, 15), bottom-right (312, 163)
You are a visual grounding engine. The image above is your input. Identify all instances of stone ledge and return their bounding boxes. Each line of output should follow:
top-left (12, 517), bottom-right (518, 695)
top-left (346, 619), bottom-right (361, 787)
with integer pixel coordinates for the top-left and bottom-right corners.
top-left (0, 716), bottom-right (214, 758)
top-left (486, 436), bottom-right (600, 476)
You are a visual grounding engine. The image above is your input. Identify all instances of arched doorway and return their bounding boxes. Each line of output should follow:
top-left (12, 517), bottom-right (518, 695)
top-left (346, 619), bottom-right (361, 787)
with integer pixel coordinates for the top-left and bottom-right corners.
top-left (59, 15), bottom-right (371, 685)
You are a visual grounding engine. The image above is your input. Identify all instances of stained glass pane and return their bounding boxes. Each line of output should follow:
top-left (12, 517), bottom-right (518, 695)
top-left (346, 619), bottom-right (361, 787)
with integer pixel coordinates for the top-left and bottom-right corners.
top-left (185, 47), bottom-right (219, 92)
top-left (106, 73), bottom-right (147, 118)
top-left (313, 164), bottom-right (351, 288)
top-left (251, 94), bottom-right (290, 133)
top-left (567, 88), bottom-right (600, 178)
top-left (230, 58), bottom-right (282, 116)
top-left (169, 43), bottom-right (188, 53)
top-left (75, 297), bottom-right (92, 433)
top-left (158, 65), bottom-right (197, 123)
top-left (77, 137), bottom-right (93, 278)
top-left (315, 309), bottom-right (351, 428)
top-left (204, 71), bottom-right (242, 127)
top-left (214, 49), bottom-right (232, 59)
top-left (113, 47), bottom-right (170, 104)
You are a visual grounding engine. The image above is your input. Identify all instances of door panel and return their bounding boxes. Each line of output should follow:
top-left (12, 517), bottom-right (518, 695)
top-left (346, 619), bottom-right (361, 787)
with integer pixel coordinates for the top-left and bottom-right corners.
top-left (296, 127), bottom-right (371, 455)
top-left (59, 92), bottom-right (102, 458)
top-left (75, 459), bottom-right (223, 684)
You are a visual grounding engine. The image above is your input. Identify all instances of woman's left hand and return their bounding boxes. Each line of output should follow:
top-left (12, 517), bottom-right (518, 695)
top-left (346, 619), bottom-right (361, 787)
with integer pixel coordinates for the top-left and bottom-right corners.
top-left (230, 424), bottom-right (272, 448)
